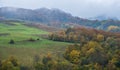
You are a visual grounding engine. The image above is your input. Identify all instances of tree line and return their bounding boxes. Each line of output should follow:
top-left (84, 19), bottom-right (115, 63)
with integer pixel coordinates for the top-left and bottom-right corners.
top-left (49, 27), bottom-right (120, 70)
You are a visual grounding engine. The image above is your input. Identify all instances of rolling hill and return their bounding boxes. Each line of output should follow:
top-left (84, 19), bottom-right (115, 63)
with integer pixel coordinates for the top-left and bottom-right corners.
top-left (0, 7), bottom-right (120, 32)
top-left (0, 20), bottom-right (71, 68)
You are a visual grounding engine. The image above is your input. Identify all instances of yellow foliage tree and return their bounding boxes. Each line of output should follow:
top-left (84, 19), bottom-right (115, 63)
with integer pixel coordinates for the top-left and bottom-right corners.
top-left (108, 26), bottom-right (119, 31)
top-left (70, 50), bottom-right (80, 64)
top-left (1, 56), bottom-right (20, 70)
top-left (94, 63), bottom-right (103, 70)
top-left (97, 34), bottom-right (104, 42)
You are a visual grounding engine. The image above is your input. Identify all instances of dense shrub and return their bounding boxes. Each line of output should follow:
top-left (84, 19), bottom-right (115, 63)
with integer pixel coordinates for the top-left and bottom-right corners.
top-left (28, 38), bottom-right (36, 42)
top-left (0, 56), bottom-right (20, 70)
top-left (9, 39), bottom-right (15, 44)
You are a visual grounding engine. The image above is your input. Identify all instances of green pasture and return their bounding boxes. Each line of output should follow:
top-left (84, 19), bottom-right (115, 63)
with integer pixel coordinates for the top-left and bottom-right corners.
top-left (0, 21), bottom-right (70, 66)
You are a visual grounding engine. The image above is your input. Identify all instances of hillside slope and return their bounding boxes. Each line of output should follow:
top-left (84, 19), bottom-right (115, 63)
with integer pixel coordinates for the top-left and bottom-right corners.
top-left (0, 7), bottom-right (120, 32)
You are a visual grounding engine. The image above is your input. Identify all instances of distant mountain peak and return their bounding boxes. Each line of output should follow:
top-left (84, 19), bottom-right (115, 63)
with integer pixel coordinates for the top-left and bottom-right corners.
top-left (89, 15), bottom-right (118, 21)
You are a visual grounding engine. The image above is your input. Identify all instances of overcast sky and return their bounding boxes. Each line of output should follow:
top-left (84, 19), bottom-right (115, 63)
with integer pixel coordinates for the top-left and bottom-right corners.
top-left (0, 0), bottom-right (120, 18)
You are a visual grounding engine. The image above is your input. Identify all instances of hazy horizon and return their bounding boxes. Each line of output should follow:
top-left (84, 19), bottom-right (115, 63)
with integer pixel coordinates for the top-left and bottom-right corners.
top-left (0, 0), bottom-right (120, 19)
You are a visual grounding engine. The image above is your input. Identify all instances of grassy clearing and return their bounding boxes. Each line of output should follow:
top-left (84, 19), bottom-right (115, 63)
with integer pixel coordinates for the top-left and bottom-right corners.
top-left (0, 21), bottom-right (70, 66)
top-left (0, 22), bottom-right (48, 45)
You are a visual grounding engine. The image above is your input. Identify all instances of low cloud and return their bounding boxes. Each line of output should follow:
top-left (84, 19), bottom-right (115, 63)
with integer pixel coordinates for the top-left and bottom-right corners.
top-left (0, 0), bottom-right (120, 18)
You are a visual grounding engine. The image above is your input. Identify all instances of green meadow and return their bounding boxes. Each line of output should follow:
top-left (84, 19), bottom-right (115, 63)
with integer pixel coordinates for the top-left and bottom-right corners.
top-left (0, 21), bottom-right (70, 66)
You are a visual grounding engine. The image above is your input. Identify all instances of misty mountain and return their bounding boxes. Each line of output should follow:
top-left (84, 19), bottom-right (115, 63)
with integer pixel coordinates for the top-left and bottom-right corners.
top-left (0, 7), bottom-right (79, 23)
top-left (0, 7), bottom-right (46, 22)
top-left (89, 15), bottom-right (118, 21)
top-left (0, 7), bottom-right (120, 32)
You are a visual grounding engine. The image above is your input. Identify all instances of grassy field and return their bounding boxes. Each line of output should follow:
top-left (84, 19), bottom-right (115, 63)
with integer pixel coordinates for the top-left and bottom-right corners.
top-left (0, 21), bottom-right (70, 67)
